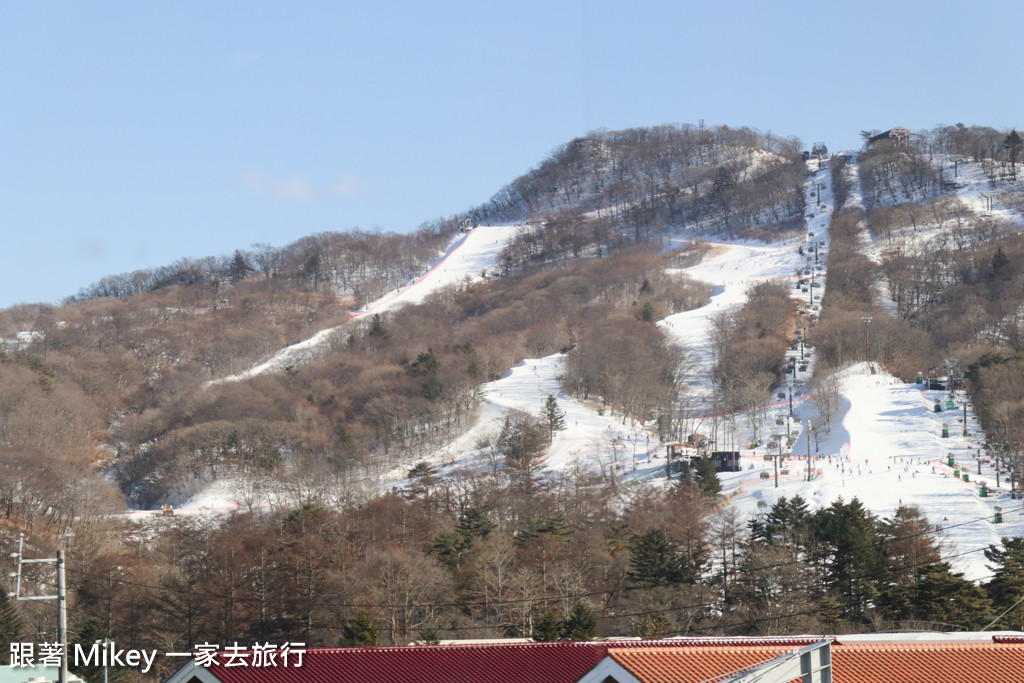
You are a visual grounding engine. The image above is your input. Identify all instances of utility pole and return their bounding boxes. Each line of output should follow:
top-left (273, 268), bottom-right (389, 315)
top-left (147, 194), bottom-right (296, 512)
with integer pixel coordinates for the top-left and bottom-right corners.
top-left (806, 420), bottom-right (813, 482)
top-left (13, 536), bottom-right (69, 683)
top-left (861, 316), bottom-right (873, 360)
top-left (58, 550), bottom-right (68, 683)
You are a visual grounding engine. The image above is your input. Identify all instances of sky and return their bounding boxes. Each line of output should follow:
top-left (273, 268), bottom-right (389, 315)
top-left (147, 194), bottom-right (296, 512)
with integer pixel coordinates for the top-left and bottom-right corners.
top-left (2, 0), bottom-right (1023, 310)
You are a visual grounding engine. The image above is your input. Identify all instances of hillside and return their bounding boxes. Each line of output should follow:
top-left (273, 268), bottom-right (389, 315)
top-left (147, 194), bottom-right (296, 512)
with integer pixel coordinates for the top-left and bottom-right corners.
top-left (5, 122), bottom-right (1024, 652)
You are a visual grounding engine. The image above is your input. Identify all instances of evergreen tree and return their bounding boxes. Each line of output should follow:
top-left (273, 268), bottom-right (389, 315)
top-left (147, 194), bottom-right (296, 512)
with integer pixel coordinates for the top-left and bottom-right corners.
top-left (811, 497), bottom-right (887, 621)
top-left (417, 626), bottom-right (442, 644)
top-left (432, 508), bottom-right (495, 569)
top-left (1006, 129), bottom-right (1022, 177)
top-left (497, 410), bottom-right (548, 492)
top-left (640, 301), bottom-right (658, 323)
top-left (632, 613), bottom-right (674, 639)
top-left (761, 495), bottom-right (811, 547)
top-left (627, 528), bottom-right (692, 588)
top-left (339, 609), bottom-right (383, 646)
top-left (368, 313), bottom-right (388, 339)
top-left (909, 563), bottom-right (992, 630)
top-left (540, 394), bottom-right (566, 443)
top-left (991, 247), bottom-right (1012, 283)
top-left (0, 583), bottom-right (21, 651)
top-left (533, 610), bottom-right (563, 641)
top-left (457, 508), bottom-right (496, 538)
top-left (561, 601), bottom-right (597, 641)
top-left (515, 515), bottom-right (572, 547)
top-left (71, 617), bottom-right (125, 683)
top-left (984, 537), bottom-right (1024, 629)
top-left (228, 250), bottom-right (252, 283)
top-left (431, 531), bottom-right (472, 570)
top-left (693, 455), bottom-right (721, 496)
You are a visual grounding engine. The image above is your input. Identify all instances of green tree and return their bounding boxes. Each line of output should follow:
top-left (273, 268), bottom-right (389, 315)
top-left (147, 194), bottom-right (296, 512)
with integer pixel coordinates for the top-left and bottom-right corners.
top-left (339, 609), bottom-right (383, 646)
top-left (228, 250), bottom-right (252, 283)
top-left (693, 455), bottom-right (721, 496)
top-left (0, 582), bottom-right (21, 651)
top-left (639, 301), bottom-right (659, 323)
top-left (561, 601), bottom-right (597, 641)
top-left (909, 563), bottom-right (992, 630)
top-left (417, 626), bottom-right (442, 644)
top-left (991, 247), bottom-right (1012, 284)
top-left (627, 528), bottom-right (692, 588)
top-left (632, 613), bottom-right (674, 638)
top-left (1006, 130), bottom-right (1022, 177)
top-left (533, 610), bottom-right (562, 641)
top-left (368, 313), bottom-right (388, 339)
top-left (497, 411), bottom-right (548, 494)
top-left (71, 617), bottom-right (125, 683)
top-left (811, 497), bottom-right (887, 621)
top-left (431, 531), bottom-right (472, 570)
top-left (984, 537), bottom-right (1024, 629)
top-left (756, 495), bottom-right (811, 547)
top-left (540, 394), bottom-right (566, 443)
top-left (432, 508), bottom-right (496, 569)
top-left (457, 508), bottom-right (496, 538)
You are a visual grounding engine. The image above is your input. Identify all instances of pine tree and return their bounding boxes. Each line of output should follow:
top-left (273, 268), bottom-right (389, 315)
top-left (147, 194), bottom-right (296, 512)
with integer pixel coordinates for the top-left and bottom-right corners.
top-left (984, 537), bottom-right (1024, 629)
top-left (909, 563), bottom-right (992, 630)
top-left (533, 610), bottom-right (563, 641)
top-left (368, 313), bottom-right (388, 339)
top-left (417, 626), bottom-right (442, 644)
top-left (561, 601), bottom-right (597, 641)
top-left (627, 528), bottom-right (692, 588)
top-left (457, 508), bottom-right (496, 538)
top-left (0, 582), bottom-right (21, 651)
top-left (228, 250), bottom-right (252, 283)
top-left (541, 394), bottom-right (566, 443)
top-left (640, 301), bottom-right (658, 323)
top-left (71, 617), bottom-right (125, 682)
top-left (339, 609), bottom-right (383, 646)
top-left (1006, 130), bottom-right (1022, 178)
top-left (694, 455), bottom-right (721, 496)
top-left (811, 497), bottom-right (887, 621)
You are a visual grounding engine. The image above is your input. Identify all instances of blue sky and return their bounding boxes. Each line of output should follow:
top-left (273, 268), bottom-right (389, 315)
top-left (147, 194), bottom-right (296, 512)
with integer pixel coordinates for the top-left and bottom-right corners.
top-left (2, 0), bottom-right (1022, 310)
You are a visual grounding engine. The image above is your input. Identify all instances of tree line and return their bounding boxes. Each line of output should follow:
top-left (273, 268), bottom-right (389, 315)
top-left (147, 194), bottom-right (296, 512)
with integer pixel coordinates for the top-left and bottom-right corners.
top-left (5, 480), bottom-right (1023, 681)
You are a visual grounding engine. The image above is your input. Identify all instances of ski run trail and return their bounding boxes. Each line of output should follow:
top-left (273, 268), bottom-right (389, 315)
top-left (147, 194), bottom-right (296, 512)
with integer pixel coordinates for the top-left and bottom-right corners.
top-left (155, 157), bottom-right (1024, 582)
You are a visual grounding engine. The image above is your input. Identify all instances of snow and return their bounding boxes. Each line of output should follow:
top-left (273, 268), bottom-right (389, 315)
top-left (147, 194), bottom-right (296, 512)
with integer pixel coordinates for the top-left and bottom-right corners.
top-left (211, 224), bottom-right (525, 383)
top-left (169, 158), bottom-right (1021, 581)
top-left (349, 224), bottom-right (523, 315)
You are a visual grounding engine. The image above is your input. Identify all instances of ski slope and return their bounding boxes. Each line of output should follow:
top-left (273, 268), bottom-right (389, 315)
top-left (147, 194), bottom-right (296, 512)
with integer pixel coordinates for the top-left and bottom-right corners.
top-left (177, 157), bottom-right (1024, 581)
top-left (212, 225), bottom-right (524, 383)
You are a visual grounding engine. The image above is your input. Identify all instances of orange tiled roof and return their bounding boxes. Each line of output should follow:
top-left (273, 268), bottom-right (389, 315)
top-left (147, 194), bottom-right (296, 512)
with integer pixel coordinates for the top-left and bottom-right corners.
top-left (609, 641), bottom-right (1024, 683)
top-left (832, 642), bottom-right (1024, 683)
top-left (610, 646), bottom-right (800, 683)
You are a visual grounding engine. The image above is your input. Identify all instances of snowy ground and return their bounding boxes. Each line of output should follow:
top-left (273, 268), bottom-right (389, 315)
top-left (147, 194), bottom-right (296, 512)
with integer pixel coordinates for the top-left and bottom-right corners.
top-left (724, 364), bottom-right (1024, 581)
top-left (212, 225), bottom-right (525, 383)
top-left (161, 159), bottom-right (1024, 581)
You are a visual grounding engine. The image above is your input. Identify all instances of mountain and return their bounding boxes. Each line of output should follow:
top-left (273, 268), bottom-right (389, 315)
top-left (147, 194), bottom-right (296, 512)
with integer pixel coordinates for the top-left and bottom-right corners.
top-left (4, 122), bottom-right (1024, 650)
